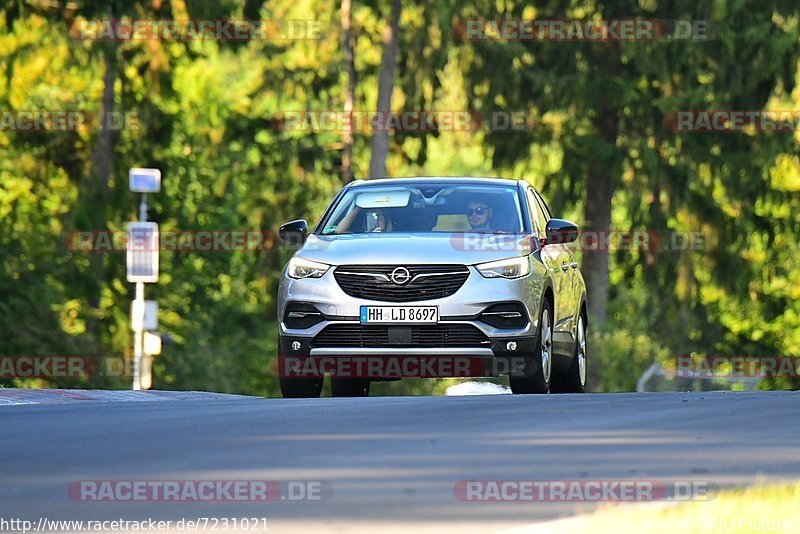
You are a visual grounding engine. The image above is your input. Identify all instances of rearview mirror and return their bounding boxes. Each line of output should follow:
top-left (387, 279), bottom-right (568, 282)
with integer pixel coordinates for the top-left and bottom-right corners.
top-left (545, 219), bottom-right (579, 245)
top-left (279, 219), bottom-right (308, 247)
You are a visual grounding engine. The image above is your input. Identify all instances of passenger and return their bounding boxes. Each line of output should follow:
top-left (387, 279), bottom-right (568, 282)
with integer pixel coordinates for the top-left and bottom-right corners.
top-left (365, 209), bottom-right (392, 232)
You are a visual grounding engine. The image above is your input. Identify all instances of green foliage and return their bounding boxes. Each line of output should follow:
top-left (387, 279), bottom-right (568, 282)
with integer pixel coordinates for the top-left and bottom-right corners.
top-left (1, 1), bottom-right (798, 395)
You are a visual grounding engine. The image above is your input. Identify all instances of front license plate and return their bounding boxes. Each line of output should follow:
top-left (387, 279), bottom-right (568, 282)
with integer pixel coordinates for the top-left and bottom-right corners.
top-left (360, 306), bottom-right (439, 324)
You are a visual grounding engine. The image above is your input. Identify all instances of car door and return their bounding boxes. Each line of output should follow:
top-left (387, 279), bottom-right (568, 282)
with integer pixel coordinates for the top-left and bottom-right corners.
top-left (529, 188), bottom-right (576, 357)
top-left (534, 191), bottom-right (579, 340)
top-left (525, 188), bottom-right (571, 342)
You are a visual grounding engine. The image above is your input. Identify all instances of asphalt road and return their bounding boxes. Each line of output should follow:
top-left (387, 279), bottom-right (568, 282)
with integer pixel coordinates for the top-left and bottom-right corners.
top-left (1, 390), bottom-right (799, 533)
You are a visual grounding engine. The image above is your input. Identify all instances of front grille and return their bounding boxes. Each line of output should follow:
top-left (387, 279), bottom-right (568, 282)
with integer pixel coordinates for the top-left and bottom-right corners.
top-left (311, 324), bottom-right (490, 348)
top-left (334, 264), bottom-right (470, 302)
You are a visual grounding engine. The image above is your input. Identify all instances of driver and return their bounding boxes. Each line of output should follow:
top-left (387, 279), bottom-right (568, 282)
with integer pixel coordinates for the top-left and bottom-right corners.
top-left (466, 200), bottom-right (493, 231)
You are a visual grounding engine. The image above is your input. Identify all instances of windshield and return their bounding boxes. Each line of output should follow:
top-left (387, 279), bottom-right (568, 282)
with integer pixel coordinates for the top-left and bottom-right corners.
top-left (319, 183), bottom-right (526, 235)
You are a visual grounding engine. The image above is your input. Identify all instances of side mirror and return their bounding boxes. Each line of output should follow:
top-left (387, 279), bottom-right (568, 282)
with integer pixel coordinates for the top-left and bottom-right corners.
top-left (545, 219), bottom-right (579, 245)
top-left (279, 219), bottom-right (308, 247)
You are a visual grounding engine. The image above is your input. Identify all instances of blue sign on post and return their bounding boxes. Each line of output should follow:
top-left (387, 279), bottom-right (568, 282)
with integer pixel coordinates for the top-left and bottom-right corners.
top-left (129, 168), bottom-right (161, 193)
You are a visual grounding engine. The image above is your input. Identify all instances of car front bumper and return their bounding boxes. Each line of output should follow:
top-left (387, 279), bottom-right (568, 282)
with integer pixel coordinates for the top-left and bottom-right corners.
top-left (277, 264), bottom-right (545, 378)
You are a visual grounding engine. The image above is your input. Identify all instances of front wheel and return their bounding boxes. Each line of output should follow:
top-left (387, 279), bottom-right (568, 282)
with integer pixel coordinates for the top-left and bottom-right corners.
top-left (551, 312), bottom-right (587, 393)
top-left (509, 301), bottom-right (553, 394)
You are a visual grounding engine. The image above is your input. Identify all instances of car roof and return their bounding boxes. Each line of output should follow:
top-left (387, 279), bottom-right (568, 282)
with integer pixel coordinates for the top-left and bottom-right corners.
top-left (348, 176), bottom-right (526, 188)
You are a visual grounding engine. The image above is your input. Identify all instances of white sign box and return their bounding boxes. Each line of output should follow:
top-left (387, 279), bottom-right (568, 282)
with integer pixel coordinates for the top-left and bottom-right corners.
top-left (126, 222), bottom-right (159, 283)
top-left (131, 300), bottom-right (158, 331)
top-left (144, 332), bottom-right (162, 355)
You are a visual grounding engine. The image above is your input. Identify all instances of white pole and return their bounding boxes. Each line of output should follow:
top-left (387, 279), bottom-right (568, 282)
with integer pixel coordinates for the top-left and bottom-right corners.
top-left (132, 193), bottom-right (148, 390)
top-left (133, 281), bottom-right (144, 390)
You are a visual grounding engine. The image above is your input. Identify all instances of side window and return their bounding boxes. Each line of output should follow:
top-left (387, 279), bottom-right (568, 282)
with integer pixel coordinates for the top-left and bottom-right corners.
top-left (533, 190), bottom-right (553, 221)
top-left (526, 188), bottom-right (548, 236)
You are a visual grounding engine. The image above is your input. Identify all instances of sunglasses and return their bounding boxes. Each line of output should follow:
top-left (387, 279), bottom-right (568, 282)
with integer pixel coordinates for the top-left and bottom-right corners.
top-left (466, 207), bottom-right (487, 216)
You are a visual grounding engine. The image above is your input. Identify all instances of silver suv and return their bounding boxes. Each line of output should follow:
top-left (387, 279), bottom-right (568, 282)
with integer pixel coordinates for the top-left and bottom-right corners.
top-left (277, 177), bottom-right (587, 397)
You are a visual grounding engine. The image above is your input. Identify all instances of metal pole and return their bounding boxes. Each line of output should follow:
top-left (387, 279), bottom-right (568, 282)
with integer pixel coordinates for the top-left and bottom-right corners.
top-left (139, 193), bottom-right (148, 221)
top-left (132, 193), bottom-right (148, 390)
top-left (132, 282), bottom-right (144, 390)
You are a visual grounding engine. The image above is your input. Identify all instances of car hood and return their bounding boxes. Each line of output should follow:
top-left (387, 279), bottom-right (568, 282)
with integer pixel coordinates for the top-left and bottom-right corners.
top-left (296, 233), bottom-right (534, 266)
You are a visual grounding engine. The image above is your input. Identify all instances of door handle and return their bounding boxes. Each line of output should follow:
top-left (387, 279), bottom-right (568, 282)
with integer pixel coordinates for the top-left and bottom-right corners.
top-left (571, 262), bottom-right (578, 269)
top-left (561, 262), bottom-right (569, 272)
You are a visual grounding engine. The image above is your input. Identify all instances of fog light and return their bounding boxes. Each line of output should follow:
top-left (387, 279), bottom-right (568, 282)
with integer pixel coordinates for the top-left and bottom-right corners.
top-left (506, 341), bottom-right (518, 351)
top-left (291, 341), bottom-right (301, 351)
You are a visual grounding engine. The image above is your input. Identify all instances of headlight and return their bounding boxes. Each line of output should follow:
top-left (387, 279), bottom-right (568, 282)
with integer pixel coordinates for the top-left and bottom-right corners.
top-left (475, 256), bottom-right (531, 279)
top-left (287, 257), bottom-right (330, 279)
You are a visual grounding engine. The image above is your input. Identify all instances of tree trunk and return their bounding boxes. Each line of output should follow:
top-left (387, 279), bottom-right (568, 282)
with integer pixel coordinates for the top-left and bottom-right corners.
top-left (340, 0), bottom-right (356, 183)
top-left (85, 43), bottom-right (117, 339)
top-left (368, 0), bottom-right (400, 179)
top-left (583, 156), bottom-right (614, 326)
top-left (91, 47), bottom-right (116, 198)
top-left (581, 38), bottom-right (622, 327)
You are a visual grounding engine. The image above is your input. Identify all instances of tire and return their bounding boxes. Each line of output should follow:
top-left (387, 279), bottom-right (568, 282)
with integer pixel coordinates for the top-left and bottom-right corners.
top-left (280, 376), bottom-right (323, 398)
top-left (331, 378), bottom-right (371, 397)
top-left (551, 311), bottom-right (587, 393)
top-left (509, 300), bottom-right (553, 394)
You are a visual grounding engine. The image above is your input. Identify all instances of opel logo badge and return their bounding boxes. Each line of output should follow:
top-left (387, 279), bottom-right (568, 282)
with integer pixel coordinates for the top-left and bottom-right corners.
top-left (390, 267), bottom-right (412, 285)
